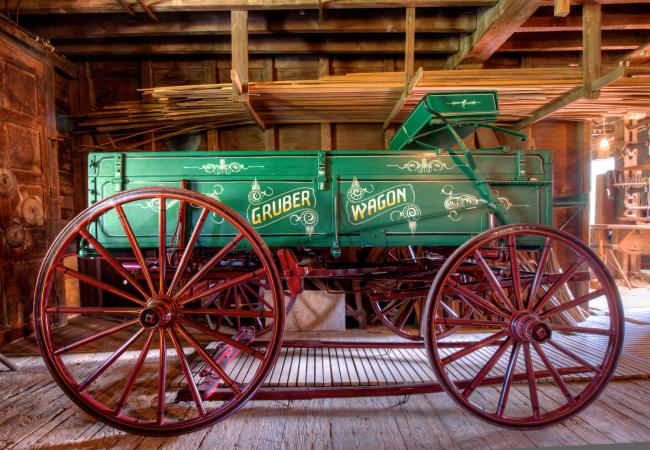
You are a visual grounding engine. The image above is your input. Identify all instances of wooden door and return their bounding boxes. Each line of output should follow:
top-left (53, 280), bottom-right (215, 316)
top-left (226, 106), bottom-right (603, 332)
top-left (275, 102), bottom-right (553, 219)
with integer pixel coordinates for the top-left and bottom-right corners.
top-left (0, 29), bottom-right (58, 343)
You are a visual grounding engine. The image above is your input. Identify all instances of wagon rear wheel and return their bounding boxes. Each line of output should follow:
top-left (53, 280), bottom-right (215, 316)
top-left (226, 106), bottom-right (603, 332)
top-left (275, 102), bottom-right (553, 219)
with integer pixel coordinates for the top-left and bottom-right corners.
top-left (370, 246), bottom-right (473, 341)
top-left (33, 187), bottom-right (284, 436)
top-left (424, 224), bottom-right (623, 428)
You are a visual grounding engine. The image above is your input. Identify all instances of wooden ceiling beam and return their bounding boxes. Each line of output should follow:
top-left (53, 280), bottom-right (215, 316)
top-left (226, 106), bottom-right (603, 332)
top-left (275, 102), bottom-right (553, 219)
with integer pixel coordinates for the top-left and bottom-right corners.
top-left (20, 9), bottom-right (476, 40)
top-left (54, 35), bottom-right (460, 55)
top-left (17, 0), bottom-right (498, 14)
top-left (522, 7), bottom-right (650, 32)
top-left (446, 0), bottom-right (542, 69)
top-left (499, 30), bottom-right (650, 52)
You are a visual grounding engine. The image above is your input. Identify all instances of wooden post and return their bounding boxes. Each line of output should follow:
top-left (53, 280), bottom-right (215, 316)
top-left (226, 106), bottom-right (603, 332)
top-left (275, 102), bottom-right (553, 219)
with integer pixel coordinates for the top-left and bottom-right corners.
top-left (231, 10), bottom-right (248, 99)
top-left (320, 55), bottom-right (333, 150)
top-left (582, 2), bottom-right (601, 100)
top-left (263, 56), bottom-right (276, 150)
top-left (554, 0), bottom-right (570, 17)
top-left (404, 7), bottom-right (415, 85)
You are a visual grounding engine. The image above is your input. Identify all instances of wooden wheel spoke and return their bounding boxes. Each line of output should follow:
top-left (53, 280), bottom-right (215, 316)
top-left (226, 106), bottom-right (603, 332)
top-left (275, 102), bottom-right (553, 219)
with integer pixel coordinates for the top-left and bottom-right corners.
top-left (532, 257), bottom-right (584, 313)
top-left (497, 342), bottom-right (521, 417)
top-left (180, 268), bottom-right (266, 305)
top-left (241, 282), bottom-right (274, 311)
top-left (441, 330), bottom-right (509, 366)
top-left (461, 337), bottom-right (512, 398)
top-left (532, 342), bottom-right (576, 405)
top-left (78, 328), bottom-right (146, 391)
top-left (167, 207), bottom-right (210, 296)
top-left (238, 286), bottom-right (264, 330)
top-left (159, 197), bottom-right (167, 295)
top-left (179, 316), bottom-right (264, 360)
top-left (167, 328), bottom-right (206, 417)
top-left (55, 264), bottom-right (146, 307)
top-left (547, 339), bottom-right (602, 374)
top-left (176, 324), bottom-right (241, 395)
top-left (522, 344), bottom-right (541, 418)
top-left (114, 329), bottom-right (155, 416)
top-left (449, 280), bottom-right (509, 318)
top-left (174, 233), bottom-right (244, 299)
top-left (157, 329), bottom-right (166, 425)
top-left (55, 319), bottom-right (139, 355)
top-left (181, 308), bottom-right (274, 318)
top-left (435, 318), bottom-right (507, 328)
top-left (474, 250), bottom-right (515, 313)
top-left (115, 205), bottom-right (156, 297)
top-left (540, 288), bottom-right (606, 320)
top-left (395, 301), bottom-right (416, 330)
top-left (550, 324), bottom-right (612, 336)
top-left (440, 300), bottom-right (459, 318)
top-left (46, 306), bottom-right (141, 315)
top-left (508, 236), bottom-right (523, 310)
top-left (79, 228), bottom-right (150, 300)
top-left (526, 238), bottom-right (551, 309)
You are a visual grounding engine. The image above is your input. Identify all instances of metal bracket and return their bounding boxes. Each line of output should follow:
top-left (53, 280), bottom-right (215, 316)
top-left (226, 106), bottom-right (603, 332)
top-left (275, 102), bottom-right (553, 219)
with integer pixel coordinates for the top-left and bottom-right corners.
top-left (317, 151), bottom-right (327, 191)
top-left (112, 153), bottom-right (124, 192)
top-left (331, 176), bottom-right (341, 257)
top-left (515, 150), bottom-right (527, 180)
top-left (88, 178), bottom-right (97, 205)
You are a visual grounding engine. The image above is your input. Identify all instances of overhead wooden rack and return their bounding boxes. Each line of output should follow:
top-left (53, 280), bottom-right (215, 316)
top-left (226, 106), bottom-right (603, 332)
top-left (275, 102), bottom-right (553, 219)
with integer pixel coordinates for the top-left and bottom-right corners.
top-left (79, 67), bottom-right (650, 138)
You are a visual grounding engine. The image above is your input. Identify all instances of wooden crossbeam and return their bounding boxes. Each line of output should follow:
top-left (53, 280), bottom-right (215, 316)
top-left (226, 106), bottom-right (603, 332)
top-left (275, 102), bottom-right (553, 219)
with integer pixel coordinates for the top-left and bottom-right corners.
top-left (22, 9), bottom-right (475, 39)
top-left (382, 66), bottom-right (423, 130)
top-left (17, 1), bottom-right (498, 14)
top-left (55, 35), bottom-right (459, 55)
top-left (616, 39), bottom-right (650, 65)
top-left (513, 67), bottom-right (625, 130)
top-left (446, 0), bottom-right (542, 69)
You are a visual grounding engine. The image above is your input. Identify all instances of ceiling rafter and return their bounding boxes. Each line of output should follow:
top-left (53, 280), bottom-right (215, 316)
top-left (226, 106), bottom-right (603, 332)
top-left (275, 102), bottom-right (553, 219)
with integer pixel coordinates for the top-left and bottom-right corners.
top-left (446, 0), bottom-right (543, 69)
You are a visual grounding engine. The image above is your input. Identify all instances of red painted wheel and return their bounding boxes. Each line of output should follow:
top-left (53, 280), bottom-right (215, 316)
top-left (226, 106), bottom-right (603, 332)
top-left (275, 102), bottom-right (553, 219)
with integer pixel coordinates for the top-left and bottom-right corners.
top-left (33, 187), bottom-right (284, 436)
top-left (370, 246), bottom-right (473, 341)
top-left (424, 224), bottom-right (624, 428)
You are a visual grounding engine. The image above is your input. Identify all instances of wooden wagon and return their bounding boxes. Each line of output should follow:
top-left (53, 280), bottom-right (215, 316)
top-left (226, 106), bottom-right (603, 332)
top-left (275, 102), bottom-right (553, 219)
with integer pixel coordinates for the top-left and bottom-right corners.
top-left (33, 91), bottom-right (624, 435)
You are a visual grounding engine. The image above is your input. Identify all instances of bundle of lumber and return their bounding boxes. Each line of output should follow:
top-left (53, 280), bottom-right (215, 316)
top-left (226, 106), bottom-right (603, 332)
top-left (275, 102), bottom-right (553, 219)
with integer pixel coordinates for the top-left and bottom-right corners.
top-left (78, 68), bottom-right (650, 144)
top-left (551, 68), bottom-right (650, 121)
top-left (79, 84), bottom-right (254, 133)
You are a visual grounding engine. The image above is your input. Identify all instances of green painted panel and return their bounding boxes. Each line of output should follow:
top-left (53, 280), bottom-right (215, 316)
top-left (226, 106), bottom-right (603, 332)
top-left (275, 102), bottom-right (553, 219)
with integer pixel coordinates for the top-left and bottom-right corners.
top-left (88, 148), bottom-right (552, 251)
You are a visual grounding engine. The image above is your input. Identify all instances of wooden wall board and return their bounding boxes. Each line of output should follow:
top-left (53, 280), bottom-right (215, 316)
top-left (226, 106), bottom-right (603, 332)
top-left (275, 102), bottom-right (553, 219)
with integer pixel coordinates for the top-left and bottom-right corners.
top-left (0, 27), bottom-right (60, 343)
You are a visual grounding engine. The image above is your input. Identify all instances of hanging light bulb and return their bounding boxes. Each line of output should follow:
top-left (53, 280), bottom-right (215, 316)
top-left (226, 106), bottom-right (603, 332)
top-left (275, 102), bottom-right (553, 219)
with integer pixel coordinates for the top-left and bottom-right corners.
top-left (599, 136), bottom-right (610, 151)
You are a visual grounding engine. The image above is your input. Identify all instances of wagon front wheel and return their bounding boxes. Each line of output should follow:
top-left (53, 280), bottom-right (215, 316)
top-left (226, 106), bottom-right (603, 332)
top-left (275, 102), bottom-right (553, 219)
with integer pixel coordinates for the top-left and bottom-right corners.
top-left (34, 187), bottom-right (284, 436)
top-left (424, 224), bottom-right (623, 428)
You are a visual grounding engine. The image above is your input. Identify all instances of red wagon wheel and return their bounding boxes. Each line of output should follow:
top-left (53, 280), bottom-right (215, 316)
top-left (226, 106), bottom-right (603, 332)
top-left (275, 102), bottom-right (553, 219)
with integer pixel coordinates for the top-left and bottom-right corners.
top-left (370, 246), bottom-right (473, 341)
top-left (424, 224), bottom-right (624, 428)
top-left (33, 187), bottom-right (284, 436)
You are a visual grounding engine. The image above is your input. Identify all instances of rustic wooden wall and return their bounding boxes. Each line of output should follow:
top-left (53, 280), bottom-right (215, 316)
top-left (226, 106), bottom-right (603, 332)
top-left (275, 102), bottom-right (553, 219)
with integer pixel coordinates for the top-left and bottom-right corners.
top-left (0, 27), bottom-right (67, 343)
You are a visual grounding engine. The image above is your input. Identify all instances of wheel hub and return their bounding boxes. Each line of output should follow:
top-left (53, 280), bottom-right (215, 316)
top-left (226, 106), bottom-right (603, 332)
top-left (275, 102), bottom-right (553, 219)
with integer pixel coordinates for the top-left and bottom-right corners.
top-left (139, 296), bottom-right (177, 329)
top-left (510, 311), bottom-right (552, 344)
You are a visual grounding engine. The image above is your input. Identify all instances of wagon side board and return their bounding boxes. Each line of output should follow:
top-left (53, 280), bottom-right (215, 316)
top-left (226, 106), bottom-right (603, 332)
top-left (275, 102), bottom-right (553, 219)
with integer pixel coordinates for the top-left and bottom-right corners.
top-left (87, 149), bottom-right (553, 252)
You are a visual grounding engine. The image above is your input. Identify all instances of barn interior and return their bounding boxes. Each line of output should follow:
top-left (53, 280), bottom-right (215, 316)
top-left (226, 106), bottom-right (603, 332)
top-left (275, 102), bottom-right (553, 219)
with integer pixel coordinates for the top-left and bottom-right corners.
top-left (1, 0), bottom-right (650, 448)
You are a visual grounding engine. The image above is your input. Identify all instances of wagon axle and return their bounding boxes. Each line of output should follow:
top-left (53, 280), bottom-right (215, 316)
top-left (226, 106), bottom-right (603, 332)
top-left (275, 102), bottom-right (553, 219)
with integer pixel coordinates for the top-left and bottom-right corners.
top-left (139, 296), bottom-right (177, 329)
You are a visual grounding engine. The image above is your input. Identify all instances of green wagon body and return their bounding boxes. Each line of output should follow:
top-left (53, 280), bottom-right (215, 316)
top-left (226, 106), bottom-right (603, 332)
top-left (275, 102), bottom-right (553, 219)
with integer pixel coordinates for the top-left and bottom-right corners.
top-left (88, 147), bottom-right (552, 252)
